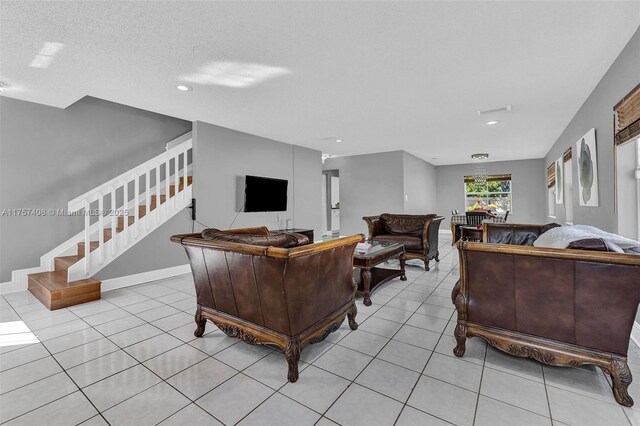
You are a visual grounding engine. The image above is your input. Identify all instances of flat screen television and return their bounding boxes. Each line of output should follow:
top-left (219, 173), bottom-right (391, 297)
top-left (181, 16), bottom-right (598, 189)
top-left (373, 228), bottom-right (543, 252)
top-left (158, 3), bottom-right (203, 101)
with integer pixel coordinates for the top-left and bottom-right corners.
top-left (244, 175), bottom-right (288, 212)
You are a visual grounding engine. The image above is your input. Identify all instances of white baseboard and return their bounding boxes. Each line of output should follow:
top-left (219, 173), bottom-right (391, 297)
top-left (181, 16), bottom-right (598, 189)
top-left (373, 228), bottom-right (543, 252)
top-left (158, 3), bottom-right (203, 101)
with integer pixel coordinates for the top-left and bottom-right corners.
top-left (631, 321), bottom-right (640, 348)
top-left (100, 264), bottom-right (191, 292)
top-left (0, 264), bottom-right (191, 295)
top-left (0, 267), bottom-right (45, 295)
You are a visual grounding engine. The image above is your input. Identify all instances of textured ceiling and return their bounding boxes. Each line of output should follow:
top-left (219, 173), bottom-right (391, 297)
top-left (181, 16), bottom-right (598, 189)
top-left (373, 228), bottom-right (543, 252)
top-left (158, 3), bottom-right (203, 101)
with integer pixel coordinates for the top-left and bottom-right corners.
top-left (1, 1), bottom-right (639, 165)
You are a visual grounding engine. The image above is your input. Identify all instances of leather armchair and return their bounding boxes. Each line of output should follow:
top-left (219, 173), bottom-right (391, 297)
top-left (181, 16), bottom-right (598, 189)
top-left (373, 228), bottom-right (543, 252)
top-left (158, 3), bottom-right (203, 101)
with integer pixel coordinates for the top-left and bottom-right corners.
top-left (171, 227), bottom-right (362, 383)
top-left (363, 214), bottom-right (445, 270)
top-left (452, 223), bottom-right (640, 406)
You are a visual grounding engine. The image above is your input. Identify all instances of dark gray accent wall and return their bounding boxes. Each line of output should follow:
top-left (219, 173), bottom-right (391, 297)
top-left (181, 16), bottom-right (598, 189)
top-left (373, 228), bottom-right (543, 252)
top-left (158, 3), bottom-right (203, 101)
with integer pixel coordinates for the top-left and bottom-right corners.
top-left (0, 96), bottom-right (192, 282)
top-left (436, 159), bottom-right (547, 228)
top-left (543, 26), bottom-right (640, 232)
top-left (191, 121), bottom-right (322, 238)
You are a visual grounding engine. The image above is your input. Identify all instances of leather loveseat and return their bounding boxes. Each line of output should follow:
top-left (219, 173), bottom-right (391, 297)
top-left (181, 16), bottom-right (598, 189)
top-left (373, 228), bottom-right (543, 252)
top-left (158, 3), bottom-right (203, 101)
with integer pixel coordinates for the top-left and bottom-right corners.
top-left (452, 223), bottom-right (640, 406)
top-left (171, 226), bottom-right (362, 382)
top-left (363, 214), bottom-right (445, 270)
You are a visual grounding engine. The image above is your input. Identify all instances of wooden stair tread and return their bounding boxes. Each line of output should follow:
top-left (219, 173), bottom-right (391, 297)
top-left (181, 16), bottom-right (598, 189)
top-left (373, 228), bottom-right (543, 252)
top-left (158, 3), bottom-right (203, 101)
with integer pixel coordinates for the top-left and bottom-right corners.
top-left (55, 255), bottom-right (83, 271)
top-left (28, 272), bottom-right (101, 310)
top-left (77, 228), bottom-right (118, 255)
top-left (28, 271), bottom-right (99, 291)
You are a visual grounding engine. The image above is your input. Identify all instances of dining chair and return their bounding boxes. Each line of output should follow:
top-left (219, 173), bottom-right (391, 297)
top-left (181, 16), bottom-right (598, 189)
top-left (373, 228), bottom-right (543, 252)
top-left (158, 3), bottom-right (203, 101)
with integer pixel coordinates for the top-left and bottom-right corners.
top-left (465, 211), bottom-right (486, 226)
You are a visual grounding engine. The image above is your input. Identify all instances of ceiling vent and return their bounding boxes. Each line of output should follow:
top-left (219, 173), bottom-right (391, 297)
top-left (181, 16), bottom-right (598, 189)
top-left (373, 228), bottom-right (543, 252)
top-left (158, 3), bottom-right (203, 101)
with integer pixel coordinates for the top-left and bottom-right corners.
top-left (476, 105), bottom-right (512, 116)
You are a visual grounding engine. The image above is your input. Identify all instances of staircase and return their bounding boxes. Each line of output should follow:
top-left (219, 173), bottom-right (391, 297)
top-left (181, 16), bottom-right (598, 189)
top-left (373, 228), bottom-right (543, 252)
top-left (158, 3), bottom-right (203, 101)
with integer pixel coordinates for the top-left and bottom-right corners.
top-left (28, 134), bottom-right (193, 310)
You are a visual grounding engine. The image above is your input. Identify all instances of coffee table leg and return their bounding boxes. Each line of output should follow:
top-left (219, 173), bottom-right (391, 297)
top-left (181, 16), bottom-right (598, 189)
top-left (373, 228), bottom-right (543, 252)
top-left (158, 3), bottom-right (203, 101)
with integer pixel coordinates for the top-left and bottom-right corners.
top-left (399, 253), bottom-right (407, 281)
top-left (362, 269), bottom-right (372, 306)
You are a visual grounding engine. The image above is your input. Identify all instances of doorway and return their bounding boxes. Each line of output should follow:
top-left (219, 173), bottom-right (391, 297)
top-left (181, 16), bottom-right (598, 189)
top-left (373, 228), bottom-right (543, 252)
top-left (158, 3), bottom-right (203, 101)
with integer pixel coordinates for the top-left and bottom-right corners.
top-left (322, 170), bottom-right (340, 237)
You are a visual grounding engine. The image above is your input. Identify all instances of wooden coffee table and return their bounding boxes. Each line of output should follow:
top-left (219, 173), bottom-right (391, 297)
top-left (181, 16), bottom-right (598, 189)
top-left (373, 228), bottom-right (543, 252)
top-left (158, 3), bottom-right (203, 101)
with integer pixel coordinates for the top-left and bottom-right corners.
top-left (353, 240), bottom-right (406, 306)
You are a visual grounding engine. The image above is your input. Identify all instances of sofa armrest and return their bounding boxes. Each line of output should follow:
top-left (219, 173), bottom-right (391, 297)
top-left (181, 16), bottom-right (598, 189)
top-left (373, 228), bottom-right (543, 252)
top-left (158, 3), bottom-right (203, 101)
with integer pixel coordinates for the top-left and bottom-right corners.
top-left (269, 234), bottom-right (364, 258)
top-left (363, 216), bottom-right (384, 239)
top-left (172, 233), bottom-right (364, 259)
top-left (422, 216), bottom-right (445, 255)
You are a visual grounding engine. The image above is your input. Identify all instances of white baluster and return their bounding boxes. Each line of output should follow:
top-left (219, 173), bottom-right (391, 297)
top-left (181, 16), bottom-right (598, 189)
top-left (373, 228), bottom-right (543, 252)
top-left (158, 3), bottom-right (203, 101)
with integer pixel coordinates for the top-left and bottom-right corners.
top-left (98, 195), bottom-right (104, 264)
top-left (155, 164), bottom-right (161, 222)
top-left (123, 177), bottom-right (129, 245)
top-left (165, 158), bottom-right (171, 214)
top-left (145, 167), bottom-right (150, 230)
top-left (174, 154), bottom-right (180, 210)
top-left (84, 200), bottom-right (90, 276)
top-left (111, 188), bottom-right (116, 256)
top-left (134, 173), bottom-right (140, 238)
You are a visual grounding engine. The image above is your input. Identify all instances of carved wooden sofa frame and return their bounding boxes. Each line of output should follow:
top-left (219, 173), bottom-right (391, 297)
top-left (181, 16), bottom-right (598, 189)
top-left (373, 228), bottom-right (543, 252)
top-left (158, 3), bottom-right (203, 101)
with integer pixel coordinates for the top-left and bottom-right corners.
top-left (453, 237), bottom-right (640, 406)
top-left (363, 214), bottom-right (445, 271)
top-left (172, 227), bottom-right (362, 382)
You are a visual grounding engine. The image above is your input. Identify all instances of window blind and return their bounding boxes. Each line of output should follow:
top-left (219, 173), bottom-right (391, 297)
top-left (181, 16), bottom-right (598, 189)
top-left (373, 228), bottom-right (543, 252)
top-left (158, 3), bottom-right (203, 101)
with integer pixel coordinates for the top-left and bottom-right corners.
top-left (463, 173), bottom-right (511, 183)
top-left (563, 147), bottom-right (572, 162)
top-left (547, 164), bottom-right (556, 188)
top-left (614, 83), bottom-right (640, 146)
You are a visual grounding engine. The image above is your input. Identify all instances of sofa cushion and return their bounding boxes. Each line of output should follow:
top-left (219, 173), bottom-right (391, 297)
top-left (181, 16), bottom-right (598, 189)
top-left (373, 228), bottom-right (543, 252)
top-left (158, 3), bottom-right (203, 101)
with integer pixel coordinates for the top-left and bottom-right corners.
top-left (625, 246), bottom-right (640, 255)
top-left (487, 227), bottom-right (541, 246)
top-left (567, 238), bottom-right (625, 253)
top-left (534, 224), bottom-right (640, 249)
top-left (373, 234), bottom-right (423, 251)
top-left (201, 228), bottom-right (309, 248)
top-left (380, 214), bottom-right (434, 236)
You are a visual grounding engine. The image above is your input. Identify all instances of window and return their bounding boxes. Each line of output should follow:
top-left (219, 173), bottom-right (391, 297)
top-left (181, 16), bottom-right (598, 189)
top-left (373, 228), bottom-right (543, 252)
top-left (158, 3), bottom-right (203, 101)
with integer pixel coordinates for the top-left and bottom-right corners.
top-left (614, 84), bottom-right (640, 240)
top-left (616, 138), bottom-right (639, 240)
top-left (547, 163), bottom-right (556, 218)
top-left (464, 174), bottom-right (512, 212)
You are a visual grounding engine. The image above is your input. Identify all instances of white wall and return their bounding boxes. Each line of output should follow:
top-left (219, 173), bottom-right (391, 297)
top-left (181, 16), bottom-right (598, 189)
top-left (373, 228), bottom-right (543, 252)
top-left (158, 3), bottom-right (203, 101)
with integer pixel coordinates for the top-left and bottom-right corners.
top-left (403, 152), bottom-right (437, 214)
top-left (323, 152), bottom-right (405, 237)
top-left (192, 121), bottom-right (322, 238)
top-left (436, 159), bottom-right (547, 228)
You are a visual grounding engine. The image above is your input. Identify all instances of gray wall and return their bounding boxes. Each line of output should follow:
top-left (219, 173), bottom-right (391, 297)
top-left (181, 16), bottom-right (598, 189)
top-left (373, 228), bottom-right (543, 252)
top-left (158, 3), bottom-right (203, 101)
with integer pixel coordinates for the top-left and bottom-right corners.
top-left (436, 159), bottom-right (547, 228)
top-left (403, 152), bottom-right (437, 214)
top-left (0, 96), bottom-right (193, 282)
top-left (192, 121), bottom-right (322, 239)
top-left (323, 151), bottom-right (405, 237)
top-left (543, 26), bottom-right (640, 232)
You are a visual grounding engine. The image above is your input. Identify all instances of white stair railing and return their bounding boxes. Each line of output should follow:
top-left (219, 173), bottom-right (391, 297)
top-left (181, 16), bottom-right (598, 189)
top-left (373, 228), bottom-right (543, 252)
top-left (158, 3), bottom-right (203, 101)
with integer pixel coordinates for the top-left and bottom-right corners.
top-left (66, 136), bottom-right (192, 282)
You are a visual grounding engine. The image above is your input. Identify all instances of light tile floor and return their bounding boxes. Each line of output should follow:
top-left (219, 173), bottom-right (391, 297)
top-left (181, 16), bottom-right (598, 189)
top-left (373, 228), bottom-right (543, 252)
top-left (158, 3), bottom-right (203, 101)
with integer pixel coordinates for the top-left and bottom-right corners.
top-left (2, 240), bottom-right (640, 425)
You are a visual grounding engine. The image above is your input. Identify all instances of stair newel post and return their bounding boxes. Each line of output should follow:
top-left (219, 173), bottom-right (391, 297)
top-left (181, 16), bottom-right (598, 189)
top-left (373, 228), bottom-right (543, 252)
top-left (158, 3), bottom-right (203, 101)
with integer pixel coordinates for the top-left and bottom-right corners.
top-left (110, 188), bottom-right (116, 257)
top-left (98, 194), bottom-right (104, 265)
top-left (145, 167), bottom-right (150, 231)
top-left (134, 173), bottom-right (140, 238)
top-left (84, 200), bottom-right (90, 276)
top-left (182, 148), bottom-right (188, 204)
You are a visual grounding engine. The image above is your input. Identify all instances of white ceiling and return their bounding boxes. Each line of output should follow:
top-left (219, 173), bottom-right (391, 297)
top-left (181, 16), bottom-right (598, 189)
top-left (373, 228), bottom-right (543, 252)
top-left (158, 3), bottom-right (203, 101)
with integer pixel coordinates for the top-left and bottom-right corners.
top-left (1, 1), bottom-right (638, 165)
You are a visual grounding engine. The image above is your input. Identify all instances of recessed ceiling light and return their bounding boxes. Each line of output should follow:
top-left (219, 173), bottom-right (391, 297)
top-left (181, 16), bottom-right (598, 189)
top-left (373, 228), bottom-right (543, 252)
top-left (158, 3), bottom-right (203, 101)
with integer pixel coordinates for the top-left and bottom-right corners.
top-left (336, 139), bottom-right (342, 143)
top-left (472, 153), bottom-right (489, 160)
top-left (484, 120), bottom-right (500, 125)
top-left (176, 85), bottom-right (192, 91)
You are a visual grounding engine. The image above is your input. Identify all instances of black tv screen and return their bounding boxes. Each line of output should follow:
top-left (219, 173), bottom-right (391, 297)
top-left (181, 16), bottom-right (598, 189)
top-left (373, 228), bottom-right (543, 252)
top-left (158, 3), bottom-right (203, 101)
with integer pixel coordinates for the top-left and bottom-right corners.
top-left (244, 175), bottom-right (288, 212)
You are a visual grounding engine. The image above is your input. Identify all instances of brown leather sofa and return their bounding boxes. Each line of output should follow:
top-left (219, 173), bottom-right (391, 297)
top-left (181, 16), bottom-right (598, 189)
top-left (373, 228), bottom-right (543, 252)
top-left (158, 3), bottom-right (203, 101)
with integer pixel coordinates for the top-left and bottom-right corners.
top-left (363, 214), bottom-right (444, 270)
top-left (171, 226), bottom-right (362, 382)
top-left (452, 223), bottom-right (640, 406)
